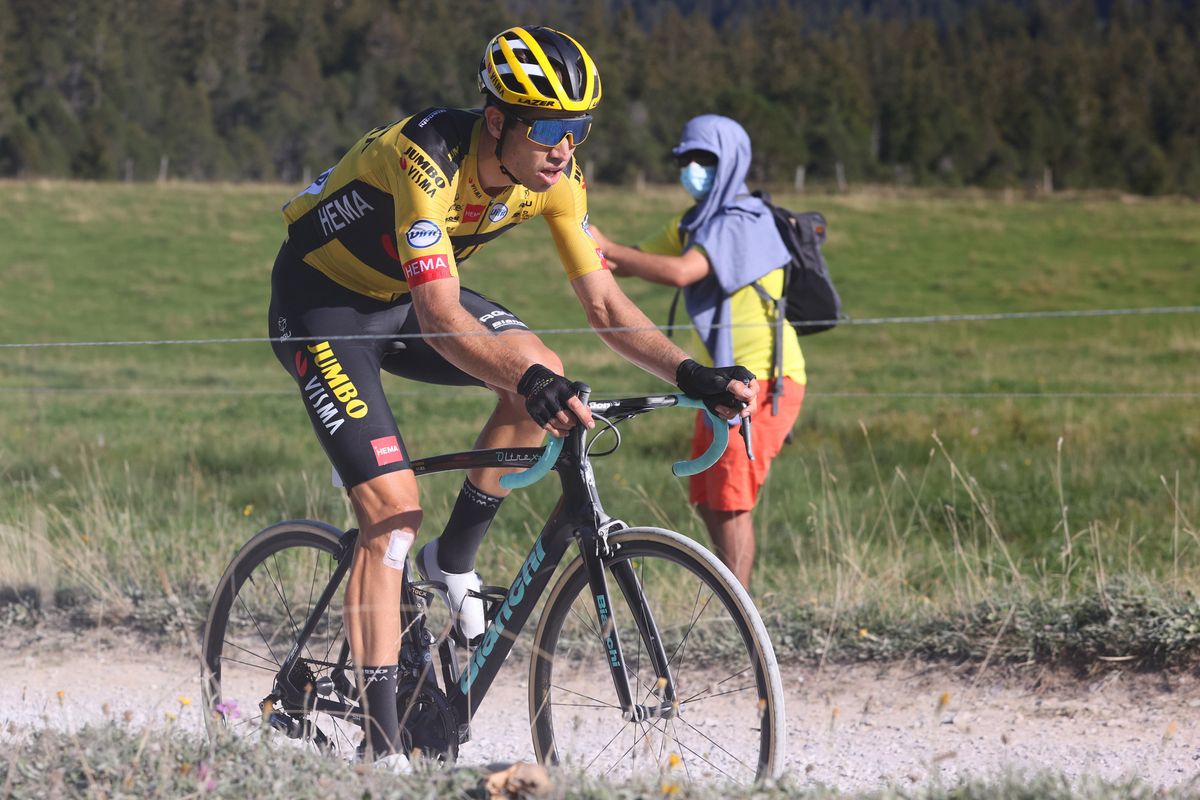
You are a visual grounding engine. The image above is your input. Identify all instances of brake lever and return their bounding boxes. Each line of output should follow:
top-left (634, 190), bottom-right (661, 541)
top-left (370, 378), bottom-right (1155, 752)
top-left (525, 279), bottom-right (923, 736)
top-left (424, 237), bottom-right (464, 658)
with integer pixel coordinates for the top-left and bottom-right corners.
top-left (734, 398), bottom-right (754, 461)
top-left (740, 413), bottom-right (754, 461)
top-left (727, 398), bottom-right (754, 461)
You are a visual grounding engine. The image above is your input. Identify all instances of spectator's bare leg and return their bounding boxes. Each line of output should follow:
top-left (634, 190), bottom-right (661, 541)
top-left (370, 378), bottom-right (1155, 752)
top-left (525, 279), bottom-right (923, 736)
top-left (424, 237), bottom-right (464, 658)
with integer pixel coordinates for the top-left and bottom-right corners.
top-left (698, 504), bottom-right (755, 589)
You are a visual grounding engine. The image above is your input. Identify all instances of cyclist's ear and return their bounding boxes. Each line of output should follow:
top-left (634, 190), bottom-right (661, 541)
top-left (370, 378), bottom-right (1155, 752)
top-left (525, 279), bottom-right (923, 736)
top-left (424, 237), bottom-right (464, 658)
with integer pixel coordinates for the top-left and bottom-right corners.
top-left (483, 106), bottom-right (506, 138)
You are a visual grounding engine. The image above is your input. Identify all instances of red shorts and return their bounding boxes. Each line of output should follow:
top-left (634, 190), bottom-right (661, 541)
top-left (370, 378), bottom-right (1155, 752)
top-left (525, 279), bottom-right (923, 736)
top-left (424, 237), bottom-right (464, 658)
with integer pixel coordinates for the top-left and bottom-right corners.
top-left (689, 378), bottom-right (804, 512)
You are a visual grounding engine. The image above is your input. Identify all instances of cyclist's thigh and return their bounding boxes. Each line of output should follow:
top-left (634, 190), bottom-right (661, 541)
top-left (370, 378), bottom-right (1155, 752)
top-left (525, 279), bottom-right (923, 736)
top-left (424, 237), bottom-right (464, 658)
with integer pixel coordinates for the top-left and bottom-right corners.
top-left (268, 243), bottom-right (412, 488)
top-left (379, 287), bottom-right (532, 385)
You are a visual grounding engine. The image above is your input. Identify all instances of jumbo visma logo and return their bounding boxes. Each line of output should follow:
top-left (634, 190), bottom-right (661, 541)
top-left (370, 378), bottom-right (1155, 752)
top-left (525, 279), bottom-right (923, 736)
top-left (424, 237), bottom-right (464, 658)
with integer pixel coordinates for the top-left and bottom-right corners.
top-left (460, 539), bottom-right (547, 693)
top-left (300, 341), bottom-right (368, 435)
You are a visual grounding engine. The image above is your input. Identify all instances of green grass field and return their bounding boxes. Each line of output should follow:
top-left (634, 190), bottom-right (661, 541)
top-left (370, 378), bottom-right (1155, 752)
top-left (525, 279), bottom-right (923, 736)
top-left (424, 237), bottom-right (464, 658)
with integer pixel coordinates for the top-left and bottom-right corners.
top-left (1, 180), bottom-right (1197, 664)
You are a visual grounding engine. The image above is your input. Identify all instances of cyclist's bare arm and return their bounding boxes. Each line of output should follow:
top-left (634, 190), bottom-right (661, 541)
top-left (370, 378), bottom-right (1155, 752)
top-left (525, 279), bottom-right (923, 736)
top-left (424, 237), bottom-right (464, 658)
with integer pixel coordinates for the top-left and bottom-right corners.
top-left (409, 276), bottom-right (592, 432)
top-left (569, 269), bottom-right (756, 417)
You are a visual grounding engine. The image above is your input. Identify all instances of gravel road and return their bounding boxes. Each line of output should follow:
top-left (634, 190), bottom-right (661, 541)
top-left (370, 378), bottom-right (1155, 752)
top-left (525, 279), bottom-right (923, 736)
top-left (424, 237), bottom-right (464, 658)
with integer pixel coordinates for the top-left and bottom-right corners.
top-left (2, 628), bottom-right (1196, 792)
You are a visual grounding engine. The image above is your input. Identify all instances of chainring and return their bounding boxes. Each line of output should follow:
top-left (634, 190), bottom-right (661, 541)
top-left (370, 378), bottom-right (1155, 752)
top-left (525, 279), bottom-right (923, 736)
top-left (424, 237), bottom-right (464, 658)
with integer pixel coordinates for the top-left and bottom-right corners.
top-left (396, 678), bottom-right (459, 764)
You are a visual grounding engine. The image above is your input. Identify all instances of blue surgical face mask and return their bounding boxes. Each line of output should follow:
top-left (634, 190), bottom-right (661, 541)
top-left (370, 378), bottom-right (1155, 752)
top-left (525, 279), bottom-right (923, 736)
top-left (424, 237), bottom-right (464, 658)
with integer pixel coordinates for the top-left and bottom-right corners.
top-left (680, 162), bottom-right (715, 199)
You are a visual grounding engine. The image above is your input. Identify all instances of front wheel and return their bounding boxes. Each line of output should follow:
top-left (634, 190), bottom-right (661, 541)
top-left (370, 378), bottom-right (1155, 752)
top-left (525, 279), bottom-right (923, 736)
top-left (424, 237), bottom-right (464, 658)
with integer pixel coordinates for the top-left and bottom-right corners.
top-left (528, 527), bottom-right (785, 784)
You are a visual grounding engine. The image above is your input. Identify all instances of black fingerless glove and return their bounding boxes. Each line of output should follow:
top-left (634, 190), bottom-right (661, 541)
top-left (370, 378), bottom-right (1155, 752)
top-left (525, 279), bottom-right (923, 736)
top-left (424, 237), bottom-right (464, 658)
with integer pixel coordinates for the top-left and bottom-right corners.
top-left (675, 359), bottom-right (755, 416)
top-left (517, 364), bottom-right (583, 427)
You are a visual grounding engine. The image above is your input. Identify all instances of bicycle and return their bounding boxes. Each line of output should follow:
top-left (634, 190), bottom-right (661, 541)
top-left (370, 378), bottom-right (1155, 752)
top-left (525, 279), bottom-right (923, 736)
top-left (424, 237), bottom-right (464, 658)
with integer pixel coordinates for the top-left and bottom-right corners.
top-left (201, 388), bottom-right (785, 783)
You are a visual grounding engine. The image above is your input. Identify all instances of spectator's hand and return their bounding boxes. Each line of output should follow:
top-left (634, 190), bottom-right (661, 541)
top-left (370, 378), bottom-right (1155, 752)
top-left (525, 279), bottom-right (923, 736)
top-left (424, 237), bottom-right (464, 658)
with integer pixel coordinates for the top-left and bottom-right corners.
top-left (587, 222), bottom-right (613, 251)
top-left (675, 359), bottom-right (757, 420)
top-left (587, 223), bottom-right (625, 275)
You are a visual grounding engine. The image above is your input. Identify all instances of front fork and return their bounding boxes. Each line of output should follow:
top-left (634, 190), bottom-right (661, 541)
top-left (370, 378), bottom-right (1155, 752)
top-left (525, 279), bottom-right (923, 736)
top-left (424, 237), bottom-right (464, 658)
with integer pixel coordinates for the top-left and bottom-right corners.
top-left (580, 530), bottom-right (679, 721)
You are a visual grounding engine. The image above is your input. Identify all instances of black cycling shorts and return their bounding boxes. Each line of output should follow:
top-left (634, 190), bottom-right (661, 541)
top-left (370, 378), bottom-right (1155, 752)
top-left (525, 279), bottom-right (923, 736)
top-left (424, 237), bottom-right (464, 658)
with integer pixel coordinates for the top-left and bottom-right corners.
top-left (267, 241), bottom-right (530, 488)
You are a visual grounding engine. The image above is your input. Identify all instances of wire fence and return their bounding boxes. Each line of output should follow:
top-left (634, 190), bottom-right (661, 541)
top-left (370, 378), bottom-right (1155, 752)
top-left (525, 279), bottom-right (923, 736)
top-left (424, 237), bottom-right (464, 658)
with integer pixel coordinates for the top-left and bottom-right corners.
top-left (1, 304), bottom-right (1195, 401)
top-left (2, 386), bottom-right (1198, 401)
top-left (1, 305), bottom-right (1197, 350)
top-left (2, 307), bottom-right (1190, 402)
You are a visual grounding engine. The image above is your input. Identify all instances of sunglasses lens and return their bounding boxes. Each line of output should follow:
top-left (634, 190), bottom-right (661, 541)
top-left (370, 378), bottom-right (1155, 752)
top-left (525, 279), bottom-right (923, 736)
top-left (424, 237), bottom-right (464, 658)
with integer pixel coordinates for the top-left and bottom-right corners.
top-left (527, 116), bottom-right (591, 146)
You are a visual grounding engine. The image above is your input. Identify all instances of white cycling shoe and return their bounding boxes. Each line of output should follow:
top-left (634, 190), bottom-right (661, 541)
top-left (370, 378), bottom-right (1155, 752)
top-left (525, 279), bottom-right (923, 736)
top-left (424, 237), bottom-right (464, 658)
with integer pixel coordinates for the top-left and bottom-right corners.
top-left (415, 540), bottom-right (485, 644)
top-left (353, 741), bottom-right (413, 773)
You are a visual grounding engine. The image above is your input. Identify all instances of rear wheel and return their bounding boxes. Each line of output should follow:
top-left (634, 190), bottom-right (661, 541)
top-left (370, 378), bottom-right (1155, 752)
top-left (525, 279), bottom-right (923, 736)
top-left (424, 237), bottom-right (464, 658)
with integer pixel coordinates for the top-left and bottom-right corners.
top-left (201, 520), bottom-right (362, 755)
top-left (529, 527), bottom-right (785, 784)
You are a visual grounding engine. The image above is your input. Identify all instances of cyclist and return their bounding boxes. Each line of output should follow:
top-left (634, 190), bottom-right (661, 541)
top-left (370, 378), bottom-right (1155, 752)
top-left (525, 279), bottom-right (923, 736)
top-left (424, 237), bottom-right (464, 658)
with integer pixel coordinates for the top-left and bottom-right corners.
top-left (268, 26), bottom-right (757, 759)
top-left (587, 115), bottom-right (806, 589)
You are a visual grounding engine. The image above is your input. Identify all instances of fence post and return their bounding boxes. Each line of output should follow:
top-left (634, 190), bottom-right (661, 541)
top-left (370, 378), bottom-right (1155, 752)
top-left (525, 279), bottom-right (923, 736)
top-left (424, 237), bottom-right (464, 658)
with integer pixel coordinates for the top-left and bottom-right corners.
top-left (585, 160), bottom-right (595, 187)
top-left (1043, 165), bottom-right (1053, 195)
top-left (158, 155), bottom-right (169, 183)
top-left (635, 169), bottom-right (646, 193)
top-left (794, 165), bottom-right (806, 192)
top-left (124, 159), bottom-right (134, 183)
top-left (302, 165), bottom-right (311, 185)
top-left (835, 161), bottom-right (847, 192)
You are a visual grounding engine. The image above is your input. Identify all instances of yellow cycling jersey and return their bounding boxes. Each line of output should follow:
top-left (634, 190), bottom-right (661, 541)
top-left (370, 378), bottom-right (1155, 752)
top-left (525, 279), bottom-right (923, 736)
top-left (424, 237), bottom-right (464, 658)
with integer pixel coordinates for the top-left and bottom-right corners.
top-left (639, 214), bottom-right (806, 385)
top-left (281, 107), bottom-right (606, 302)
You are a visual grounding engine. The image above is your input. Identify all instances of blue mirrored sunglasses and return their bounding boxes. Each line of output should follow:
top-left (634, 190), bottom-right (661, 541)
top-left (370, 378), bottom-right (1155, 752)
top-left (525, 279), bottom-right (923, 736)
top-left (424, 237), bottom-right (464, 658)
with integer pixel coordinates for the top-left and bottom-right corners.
top-left (508, 112), bottom-right (593, 147)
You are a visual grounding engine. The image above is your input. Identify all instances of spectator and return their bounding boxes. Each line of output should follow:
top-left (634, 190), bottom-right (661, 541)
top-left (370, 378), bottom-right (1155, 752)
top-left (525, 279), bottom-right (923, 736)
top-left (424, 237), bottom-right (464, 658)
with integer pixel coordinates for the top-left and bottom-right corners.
top-left (587, 114), bottom-right (805, 589)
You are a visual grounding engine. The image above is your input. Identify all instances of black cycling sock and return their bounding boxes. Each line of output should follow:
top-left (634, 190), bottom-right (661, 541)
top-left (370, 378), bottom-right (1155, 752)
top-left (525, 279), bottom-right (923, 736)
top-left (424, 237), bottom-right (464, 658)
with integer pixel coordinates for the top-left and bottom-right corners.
top-left (360, 664), bottom-right (401, 758)
top-left (437, 478), bottom-right (504, 573)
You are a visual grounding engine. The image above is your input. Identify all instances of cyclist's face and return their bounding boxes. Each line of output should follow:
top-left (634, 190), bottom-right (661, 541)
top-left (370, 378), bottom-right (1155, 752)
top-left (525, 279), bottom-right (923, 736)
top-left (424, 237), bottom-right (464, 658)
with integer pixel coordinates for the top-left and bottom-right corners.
top-left (489, 107), bottom-right (579, 192)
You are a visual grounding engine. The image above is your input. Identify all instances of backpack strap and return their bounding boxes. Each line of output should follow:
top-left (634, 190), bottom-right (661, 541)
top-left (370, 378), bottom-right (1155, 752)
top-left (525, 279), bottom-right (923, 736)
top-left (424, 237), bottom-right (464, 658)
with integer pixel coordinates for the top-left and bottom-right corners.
top-left (751, 188), bottom-right (786, 417)
top-left (666, 288), bottom-right (682, 340)
top-left (750, 280), bottom-right (785, 416)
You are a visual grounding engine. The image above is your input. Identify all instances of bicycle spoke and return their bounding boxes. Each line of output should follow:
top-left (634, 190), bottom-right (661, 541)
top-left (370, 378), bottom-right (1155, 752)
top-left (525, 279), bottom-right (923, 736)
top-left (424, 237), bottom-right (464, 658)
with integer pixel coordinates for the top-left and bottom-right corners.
top-left (222, 637), bottom-right (282, 668)
top-left (681, 681), bottom-right (758, 705)
top-left (566, 598), bottom-right (604, 643)
top-left (235, 585), bottom-right (282, 668)
top-left (219, 652), bottom-right (280, 674)
top-left (266, 551), bottom-right (307, 659)
top-left (549, 682), bottom-right (620, 709)
top-left (676, 718), bottom-right (696, 782)
top-left (586, 718), bottom-right (641, 774)
top-left (680, 666), bottom-right (754, 705)
top-left (304, 546), bottom-right (325, 666)
top-left (666, 583), bottom-right (715, 672)
top-left (319, 563), bottom-right (343, 667)
top-left (669, 718), bottom-right (745, 782)
top-left (598, 718), bottom-right (662, 778)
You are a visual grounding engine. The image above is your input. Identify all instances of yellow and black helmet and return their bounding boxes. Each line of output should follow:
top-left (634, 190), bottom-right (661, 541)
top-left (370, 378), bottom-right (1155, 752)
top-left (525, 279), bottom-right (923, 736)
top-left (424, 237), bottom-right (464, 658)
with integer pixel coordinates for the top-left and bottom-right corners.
top-left (479, 26), bottom-right (601, 112)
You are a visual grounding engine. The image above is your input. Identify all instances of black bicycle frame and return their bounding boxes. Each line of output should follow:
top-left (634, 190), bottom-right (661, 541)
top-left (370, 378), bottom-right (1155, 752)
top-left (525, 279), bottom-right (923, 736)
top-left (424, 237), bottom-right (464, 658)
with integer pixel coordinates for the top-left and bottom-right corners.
top-left (277, 395), bottom-right (687, 735)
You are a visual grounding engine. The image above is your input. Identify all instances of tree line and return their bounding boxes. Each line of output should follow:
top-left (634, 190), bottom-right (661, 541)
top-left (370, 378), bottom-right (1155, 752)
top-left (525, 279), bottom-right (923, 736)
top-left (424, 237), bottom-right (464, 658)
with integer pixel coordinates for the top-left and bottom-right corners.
top-left (2, 0), bottom-right (1198, 195)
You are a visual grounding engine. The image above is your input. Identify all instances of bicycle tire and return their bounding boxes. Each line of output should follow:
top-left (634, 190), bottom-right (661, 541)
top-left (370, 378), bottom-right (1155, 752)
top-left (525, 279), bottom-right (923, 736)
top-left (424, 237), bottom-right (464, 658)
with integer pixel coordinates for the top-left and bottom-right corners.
top-left (528, 527), bottom-right (785, 784)
top-left (201, 519), bottom-right (362, 755)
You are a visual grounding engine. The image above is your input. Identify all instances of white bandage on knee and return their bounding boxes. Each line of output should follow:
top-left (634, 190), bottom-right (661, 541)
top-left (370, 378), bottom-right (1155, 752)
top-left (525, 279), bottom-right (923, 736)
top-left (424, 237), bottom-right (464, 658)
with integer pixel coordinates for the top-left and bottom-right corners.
top-left (382, 529), bottom-right (414, 571)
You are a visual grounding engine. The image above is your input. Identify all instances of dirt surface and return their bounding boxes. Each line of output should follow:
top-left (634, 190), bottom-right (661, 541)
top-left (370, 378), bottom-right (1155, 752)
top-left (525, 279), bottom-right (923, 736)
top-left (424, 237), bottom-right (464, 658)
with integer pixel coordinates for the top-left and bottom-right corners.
top-left (2, 627), bottom-right (1197, 793)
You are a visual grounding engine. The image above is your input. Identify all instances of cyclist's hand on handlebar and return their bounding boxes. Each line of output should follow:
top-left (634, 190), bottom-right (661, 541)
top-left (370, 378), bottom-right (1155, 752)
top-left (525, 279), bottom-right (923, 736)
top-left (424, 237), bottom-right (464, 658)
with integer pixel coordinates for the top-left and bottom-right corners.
top-left (517, 364), bottom-right (595, 437)
top-left (675, 359), bottom-right (758, 420)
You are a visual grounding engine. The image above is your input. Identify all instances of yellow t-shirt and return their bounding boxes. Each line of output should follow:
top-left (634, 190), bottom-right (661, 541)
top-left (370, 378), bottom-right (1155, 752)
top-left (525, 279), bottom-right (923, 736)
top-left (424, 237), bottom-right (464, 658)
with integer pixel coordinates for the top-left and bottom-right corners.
top-left (639, 214), bottom-right (806, 385)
